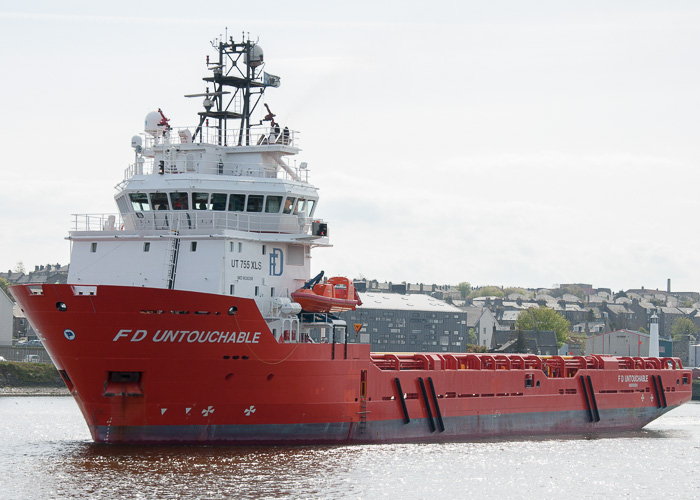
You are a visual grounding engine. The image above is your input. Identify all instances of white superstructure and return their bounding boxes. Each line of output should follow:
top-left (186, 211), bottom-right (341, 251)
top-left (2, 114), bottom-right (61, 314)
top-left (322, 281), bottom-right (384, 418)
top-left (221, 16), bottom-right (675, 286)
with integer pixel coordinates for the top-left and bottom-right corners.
top-left (66, 35), bottom-right (329, 338)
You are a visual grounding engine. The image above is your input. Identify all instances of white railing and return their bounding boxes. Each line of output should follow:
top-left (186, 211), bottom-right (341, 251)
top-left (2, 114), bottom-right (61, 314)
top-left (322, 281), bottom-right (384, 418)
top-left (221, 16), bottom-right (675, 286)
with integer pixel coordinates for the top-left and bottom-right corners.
top-left (124, 158), bottom-right (310, 183)
top-left (71, 212), bottom-right (323, 236)
top-left (146, 125), bottom-right (298, 149)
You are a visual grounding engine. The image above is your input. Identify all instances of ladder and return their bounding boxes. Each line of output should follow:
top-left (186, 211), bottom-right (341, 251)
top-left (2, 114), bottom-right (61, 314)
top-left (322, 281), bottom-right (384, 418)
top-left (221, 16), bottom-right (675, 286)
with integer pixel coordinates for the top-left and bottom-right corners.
top-left (166, 230), bottom-right (180, 289)
top-left (358, 396), bottom-right (368, 435)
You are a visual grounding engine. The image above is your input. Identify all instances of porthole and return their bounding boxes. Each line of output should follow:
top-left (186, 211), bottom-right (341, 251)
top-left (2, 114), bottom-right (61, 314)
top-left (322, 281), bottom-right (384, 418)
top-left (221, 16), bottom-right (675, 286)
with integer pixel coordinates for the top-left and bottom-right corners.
top-left (56, 302), bottom-right (67, 312)
top-left (228, 306), bottom-right (238, 316)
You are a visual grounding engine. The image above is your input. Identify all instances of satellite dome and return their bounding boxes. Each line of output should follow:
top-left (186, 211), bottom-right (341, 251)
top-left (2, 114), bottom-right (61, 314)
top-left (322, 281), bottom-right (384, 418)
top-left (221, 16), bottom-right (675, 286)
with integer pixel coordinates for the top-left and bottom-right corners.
top-left (144, 111), bottom-right (164, 136)
top-left (244, 45), bottom-right (264, 67)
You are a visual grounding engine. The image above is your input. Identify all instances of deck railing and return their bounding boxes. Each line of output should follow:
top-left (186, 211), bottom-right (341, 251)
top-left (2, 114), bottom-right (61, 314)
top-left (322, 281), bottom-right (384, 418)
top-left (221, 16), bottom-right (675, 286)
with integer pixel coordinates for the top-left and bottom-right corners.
top-left (70, 212), bottom-right (322, 237)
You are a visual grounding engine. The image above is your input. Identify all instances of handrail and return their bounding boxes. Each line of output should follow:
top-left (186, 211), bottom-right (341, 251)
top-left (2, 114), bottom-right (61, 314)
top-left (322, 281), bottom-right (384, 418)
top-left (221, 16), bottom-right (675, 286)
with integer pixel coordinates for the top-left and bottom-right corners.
top-left (369, 352), bottom-right (688, 373)
top-left (70, 212), bottom-right (323, 237)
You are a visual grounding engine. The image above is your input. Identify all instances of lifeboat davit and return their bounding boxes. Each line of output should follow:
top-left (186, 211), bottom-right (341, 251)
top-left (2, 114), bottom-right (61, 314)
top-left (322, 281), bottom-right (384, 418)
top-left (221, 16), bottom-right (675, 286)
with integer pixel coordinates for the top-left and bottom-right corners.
top-left (291, 272), bottom-right (362, 313)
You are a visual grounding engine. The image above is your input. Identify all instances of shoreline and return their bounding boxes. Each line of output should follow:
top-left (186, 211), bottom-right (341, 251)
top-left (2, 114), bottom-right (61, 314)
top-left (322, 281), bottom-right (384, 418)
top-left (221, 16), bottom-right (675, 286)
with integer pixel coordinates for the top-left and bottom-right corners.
top-left (0, 386), bottom-right (71, 397)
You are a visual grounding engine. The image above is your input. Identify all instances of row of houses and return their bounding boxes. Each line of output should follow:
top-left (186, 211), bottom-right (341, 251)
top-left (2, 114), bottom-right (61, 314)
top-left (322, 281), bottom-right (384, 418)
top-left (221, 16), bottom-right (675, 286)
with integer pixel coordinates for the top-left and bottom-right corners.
top-left (2, 267), bottom-right (699, 366)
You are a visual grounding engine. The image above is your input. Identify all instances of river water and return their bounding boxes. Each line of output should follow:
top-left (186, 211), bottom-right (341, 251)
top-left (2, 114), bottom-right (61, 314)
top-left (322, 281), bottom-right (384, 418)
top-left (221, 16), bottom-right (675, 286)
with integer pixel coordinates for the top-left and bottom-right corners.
top-left (0, 397), bottom-right (698, 500)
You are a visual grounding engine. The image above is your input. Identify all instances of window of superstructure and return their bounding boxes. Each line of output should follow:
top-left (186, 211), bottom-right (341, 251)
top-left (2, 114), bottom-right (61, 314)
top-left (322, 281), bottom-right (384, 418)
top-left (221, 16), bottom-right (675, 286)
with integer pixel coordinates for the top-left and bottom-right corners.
top-left (293, 198), bottom-right (306, 215)
top-left (238, 242), bottom-right (242, 253)
top-left (229, 241), bottom-right (234, 252)
top-left (150, 193), bottom-right (169, 210)
top-left (170, 192), bottom-right (189, 210)
top-left (247, 195), bottom-right (264, 213)
top-left (192, 192), bottom-right (210, 210)
top-left (129, 193), bottom-right (151, 211)
top-left (305, 200), bottom-right (316, 217)
top-left (90, 243), bottom-right (97, 253)
top-left (228, 194), bottom-right (245, 212)
top-left (230, 285), bottom-right (235, 295)
top-left (283, 197), bottom-right (296, 214)
top-left (211, 193), bottom-right (227, 211)
top-left (191, 242), bottom-right (197, 252)
top-left (265, 196), bottom-right (282, 213)
top-left (144, 242), bottom-right (150, 252)
top-left (262, 245), bottom-right (266, 255)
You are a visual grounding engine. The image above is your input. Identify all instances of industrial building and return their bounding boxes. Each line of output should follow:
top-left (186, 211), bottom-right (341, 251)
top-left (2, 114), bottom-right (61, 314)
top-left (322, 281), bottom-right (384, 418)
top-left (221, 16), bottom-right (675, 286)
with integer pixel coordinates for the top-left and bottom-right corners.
top-left (585, 329), bottom-right (673, 357)
top-left (340, 292), bottom-right (467, 352)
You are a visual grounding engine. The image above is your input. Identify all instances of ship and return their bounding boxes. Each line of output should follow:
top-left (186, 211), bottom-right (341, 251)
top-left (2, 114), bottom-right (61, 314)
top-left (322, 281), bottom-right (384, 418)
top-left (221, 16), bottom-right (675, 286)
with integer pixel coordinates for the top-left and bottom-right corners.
top-left (11, 33), bottom-right (693, 444)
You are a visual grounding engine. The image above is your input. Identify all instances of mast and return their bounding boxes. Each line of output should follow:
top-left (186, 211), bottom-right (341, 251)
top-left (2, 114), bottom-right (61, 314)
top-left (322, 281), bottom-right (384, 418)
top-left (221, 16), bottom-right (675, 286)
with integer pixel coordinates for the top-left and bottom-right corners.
top-left (190, 34), bottom-right (280, 146)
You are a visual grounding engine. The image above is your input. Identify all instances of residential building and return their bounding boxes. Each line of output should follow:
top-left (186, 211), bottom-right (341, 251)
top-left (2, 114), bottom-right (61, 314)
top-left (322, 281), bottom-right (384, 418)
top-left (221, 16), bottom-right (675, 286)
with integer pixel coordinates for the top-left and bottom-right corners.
top-left (340, 292), bottom-right (467, 353)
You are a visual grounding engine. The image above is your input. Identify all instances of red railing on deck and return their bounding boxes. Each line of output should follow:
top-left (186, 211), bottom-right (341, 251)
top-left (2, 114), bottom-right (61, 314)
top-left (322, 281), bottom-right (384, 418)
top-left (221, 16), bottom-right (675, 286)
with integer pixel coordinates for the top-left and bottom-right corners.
top-left (369, 352), bottom-right (685, 378)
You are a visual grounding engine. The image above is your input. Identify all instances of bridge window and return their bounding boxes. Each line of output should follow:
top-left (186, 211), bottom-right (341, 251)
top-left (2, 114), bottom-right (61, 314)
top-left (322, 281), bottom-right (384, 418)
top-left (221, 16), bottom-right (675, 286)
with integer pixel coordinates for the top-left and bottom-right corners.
top-left (192, 192), bottom-right (210, 210)
top-left (293, 198), bottom-right (306, 215)
top-left (170, 192), bottom-right (189, 210)
top-left (283, 197), bottom-right (296, 214)
top-left (129, 193), bottom-right (151, 211)
top-left (247, 195), bottom-right (264, 212)
top-left (228, 194), bottom-right (245, 212)
top-left (150, 192), bottom-right (169, 210)
top-left (265, 196), bottom-right (282, 213)
top-left (211, 193), bottom-right (227, 211)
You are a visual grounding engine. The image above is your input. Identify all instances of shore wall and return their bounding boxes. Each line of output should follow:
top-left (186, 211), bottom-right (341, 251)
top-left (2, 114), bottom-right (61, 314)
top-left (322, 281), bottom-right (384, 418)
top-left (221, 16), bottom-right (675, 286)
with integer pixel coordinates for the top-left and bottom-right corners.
top-left (0, 361), bottom-right (64, 388)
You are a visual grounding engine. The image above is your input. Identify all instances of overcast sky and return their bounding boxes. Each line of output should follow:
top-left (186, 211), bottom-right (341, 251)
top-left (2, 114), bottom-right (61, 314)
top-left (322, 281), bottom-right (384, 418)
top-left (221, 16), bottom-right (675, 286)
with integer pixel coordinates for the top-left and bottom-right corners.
top-left (2, 1), bottom-right (700, 292)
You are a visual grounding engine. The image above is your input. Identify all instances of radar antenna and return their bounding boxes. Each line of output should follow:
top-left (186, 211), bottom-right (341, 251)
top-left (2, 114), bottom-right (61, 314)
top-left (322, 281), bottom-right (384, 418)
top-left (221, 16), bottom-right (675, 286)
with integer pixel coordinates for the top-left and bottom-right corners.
top-left (189, 34), bottom-right (281, 146)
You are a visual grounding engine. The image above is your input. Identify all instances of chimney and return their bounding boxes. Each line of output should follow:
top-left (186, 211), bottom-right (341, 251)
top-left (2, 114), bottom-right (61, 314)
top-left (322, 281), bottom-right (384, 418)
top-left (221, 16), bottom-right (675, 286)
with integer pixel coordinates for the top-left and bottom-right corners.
top-left (667, 279), bottom-right (671, 294)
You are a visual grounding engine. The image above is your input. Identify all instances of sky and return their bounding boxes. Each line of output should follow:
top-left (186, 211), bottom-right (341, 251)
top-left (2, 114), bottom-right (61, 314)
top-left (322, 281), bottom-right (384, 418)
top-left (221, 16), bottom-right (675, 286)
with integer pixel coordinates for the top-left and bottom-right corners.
top-left (1, 1), bottom-right (700, 292)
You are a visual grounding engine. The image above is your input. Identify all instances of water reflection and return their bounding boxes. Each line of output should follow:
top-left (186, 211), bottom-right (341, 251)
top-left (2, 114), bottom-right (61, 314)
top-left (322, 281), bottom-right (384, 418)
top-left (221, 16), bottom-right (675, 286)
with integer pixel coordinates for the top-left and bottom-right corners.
top-left (3, 398), bottom-right (700, 500)
top-left (47, 443), bottom-right (367, 499)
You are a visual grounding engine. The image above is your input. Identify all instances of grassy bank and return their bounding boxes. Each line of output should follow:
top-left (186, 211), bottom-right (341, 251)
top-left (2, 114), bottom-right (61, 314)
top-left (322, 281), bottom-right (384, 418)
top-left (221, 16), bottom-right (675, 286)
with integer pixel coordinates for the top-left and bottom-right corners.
top-left (0, 361), bottom-right (64, 387)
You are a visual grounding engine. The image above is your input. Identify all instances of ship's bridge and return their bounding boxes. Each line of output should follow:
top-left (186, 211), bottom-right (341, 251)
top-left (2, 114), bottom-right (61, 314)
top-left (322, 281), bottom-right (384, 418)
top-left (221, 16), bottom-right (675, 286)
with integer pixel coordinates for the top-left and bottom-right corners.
top-left (72, 123), bottom-right (327, 238)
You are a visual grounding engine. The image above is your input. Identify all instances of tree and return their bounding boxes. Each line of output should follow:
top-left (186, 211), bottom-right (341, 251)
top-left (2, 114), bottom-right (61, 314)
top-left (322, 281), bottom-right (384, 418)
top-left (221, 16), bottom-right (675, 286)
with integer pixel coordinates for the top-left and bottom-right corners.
top-left (14, 261), bottom-right (25, 274)
top-left (467, 327), bottom-right (477, 345)
top-left (456, 282), bottom-right (471, 300)
top-left (515, 307), bottom-right (571, 348)
top-left (0, 277), bottom-right (10, 297)
top-left (671, 317), bottom-right (698, 341)
top-left (469, 286), bottom-right (504, 299)
top-left (504, 287), bottom-right (530, 298)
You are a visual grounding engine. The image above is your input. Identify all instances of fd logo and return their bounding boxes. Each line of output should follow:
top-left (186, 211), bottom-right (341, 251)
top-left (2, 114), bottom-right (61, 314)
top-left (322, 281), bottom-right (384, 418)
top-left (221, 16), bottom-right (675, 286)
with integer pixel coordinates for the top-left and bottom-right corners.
top-left (269, 248), bottom-right (284, 276)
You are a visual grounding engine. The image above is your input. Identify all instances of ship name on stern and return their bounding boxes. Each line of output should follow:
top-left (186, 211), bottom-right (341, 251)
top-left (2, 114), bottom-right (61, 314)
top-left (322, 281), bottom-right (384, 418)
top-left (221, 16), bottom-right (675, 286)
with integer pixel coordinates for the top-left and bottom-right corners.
top-left (113, 329), bottom-right (261, 343)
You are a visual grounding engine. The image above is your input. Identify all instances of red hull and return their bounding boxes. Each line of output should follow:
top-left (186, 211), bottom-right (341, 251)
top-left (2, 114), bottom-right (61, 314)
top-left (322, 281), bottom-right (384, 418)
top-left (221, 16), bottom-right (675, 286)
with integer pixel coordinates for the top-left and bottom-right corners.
top-left (11, 284), bottom-right (694, 444)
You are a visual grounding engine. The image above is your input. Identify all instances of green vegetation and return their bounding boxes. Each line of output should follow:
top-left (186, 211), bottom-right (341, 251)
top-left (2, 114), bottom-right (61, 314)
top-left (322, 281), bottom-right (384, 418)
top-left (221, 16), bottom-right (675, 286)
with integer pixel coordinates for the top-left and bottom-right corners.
top-left (671, 317), bottom-right (698, 341)
top-left (0, 361), bottom-right (64, 387)
top-left (515, 307), bottom-right (571, 348)
top-left (467, 327), bottom-right (477, 345)
top-left (503, 287), bottom-right (530, 298)
top-left (456, 282), bottom-right (471, 300)
top-left (466, 344), bottom-right (489, 353)
top-left (470, 286), bottom-right (504, 299)
top-left (0, 277), bottom-right (10, 297)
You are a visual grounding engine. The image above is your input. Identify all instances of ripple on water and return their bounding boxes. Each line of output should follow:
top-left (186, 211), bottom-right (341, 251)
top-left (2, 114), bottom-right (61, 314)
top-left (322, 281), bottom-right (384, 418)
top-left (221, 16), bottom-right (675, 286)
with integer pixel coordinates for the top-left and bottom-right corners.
top-left (1, 398), bottom-right (699, 499)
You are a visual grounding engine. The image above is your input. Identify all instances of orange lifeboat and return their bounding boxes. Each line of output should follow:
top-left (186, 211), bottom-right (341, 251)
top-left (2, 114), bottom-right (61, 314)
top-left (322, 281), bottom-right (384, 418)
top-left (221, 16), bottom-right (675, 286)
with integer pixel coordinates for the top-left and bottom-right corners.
top-left (291, 273), bottom-right (362, 313)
